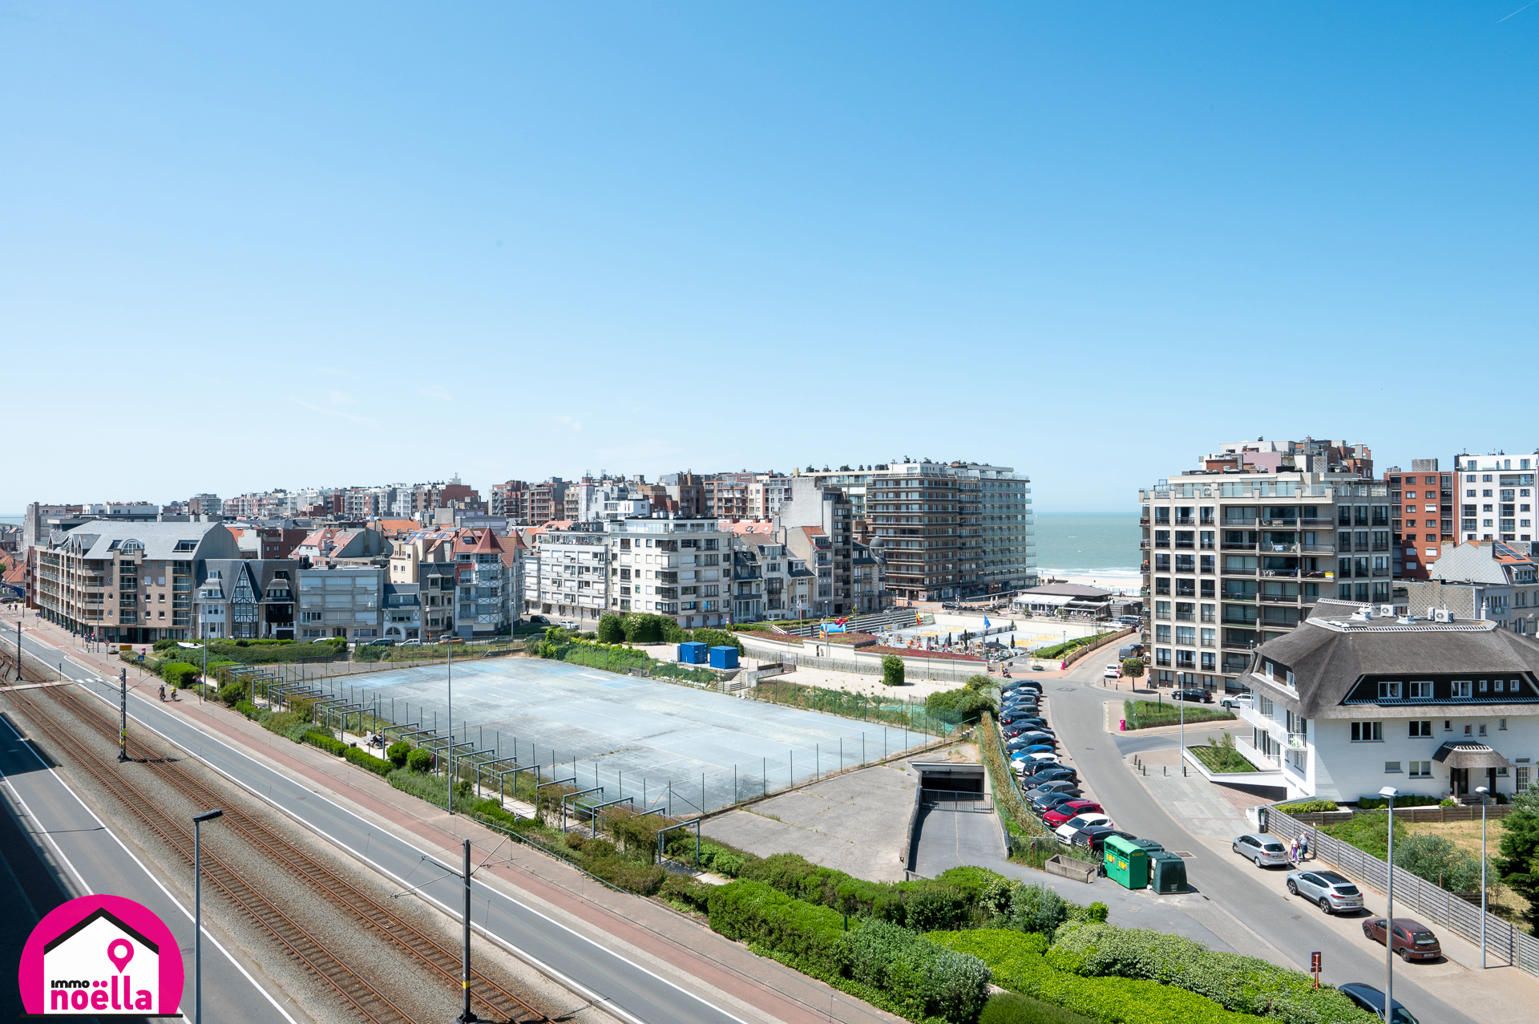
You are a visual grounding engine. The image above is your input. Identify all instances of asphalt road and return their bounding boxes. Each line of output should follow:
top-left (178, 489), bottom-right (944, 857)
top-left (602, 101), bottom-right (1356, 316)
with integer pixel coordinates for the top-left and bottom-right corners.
top-left (1044, 658), bottom-right (1477, 1024)
top-left (13, 626), bottom-right (746, 1024)
top-left (0, 705), bottom-right (299, 1024)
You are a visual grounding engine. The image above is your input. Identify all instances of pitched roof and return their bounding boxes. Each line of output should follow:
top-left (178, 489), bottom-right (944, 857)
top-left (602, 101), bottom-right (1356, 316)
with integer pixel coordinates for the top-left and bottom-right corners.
top-left (59, 520), bottom-right (237, 561)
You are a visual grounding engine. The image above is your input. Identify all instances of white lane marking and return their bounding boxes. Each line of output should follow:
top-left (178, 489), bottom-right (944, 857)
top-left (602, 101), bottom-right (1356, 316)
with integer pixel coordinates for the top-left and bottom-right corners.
top-left (0, 714), bottom-right (299, 1024)
top-left (68, 675), bottom-right (755, 1024)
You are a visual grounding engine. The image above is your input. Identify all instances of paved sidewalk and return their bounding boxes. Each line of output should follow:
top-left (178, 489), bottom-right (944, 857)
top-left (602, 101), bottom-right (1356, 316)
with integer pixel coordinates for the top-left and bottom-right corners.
top-left (14, 611), bottom-right (903, 1024)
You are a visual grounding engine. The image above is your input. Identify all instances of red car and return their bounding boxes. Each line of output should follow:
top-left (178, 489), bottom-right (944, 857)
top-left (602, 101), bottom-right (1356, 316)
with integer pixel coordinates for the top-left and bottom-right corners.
top-left (1043, 800), bottom-right (1102, 828)
top-left (1362, 917), bottom-right (1442, 962)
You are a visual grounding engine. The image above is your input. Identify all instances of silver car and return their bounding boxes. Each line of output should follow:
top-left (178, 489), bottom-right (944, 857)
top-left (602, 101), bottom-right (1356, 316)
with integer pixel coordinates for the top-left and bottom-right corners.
top-left (1232, 832), bottom-right (1291, 868)
top-left (1287, 869), bottom-right (1365, 914)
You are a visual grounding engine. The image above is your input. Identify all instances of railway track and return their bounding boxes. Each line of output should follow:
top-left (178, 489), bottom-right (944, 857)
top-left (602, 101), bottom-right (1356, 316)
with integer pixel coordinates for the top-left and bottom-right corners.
top-left (5, 683), bottom-right (550, 1024)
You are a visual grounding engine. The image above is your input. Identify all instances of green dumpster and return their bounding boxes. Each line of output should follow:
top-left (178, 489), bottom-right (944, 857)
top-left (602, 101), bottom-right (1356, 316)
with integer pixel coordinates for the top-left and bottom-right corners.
top-left (1103, 834), bottom-right (1151, 890)
top-left (1148, 850), bottom-right (1187, 894)
top-left (1125, 838), bottom-right (1165, 855)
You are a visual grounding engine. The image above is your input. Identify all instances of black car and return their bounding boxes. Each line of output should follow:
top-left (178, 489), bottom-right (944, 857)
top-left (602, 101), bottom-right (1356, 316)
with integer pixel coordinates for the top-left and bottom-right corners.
top-left (1337, 984), bottom-right (1419, 1024)
top-left (1028, 790), bottom-right (1082, 814)
top-left (1018, 759), bottom-right (1072, 780)
top-left (1171, 688), bottom-right (1213, 703)
top-left (1072, 826), bottom-right (1136, 854)
top-left (1001, 681), bottom-right (1042, 694)
top-left (1001, 715), bottom-right (1046, 728)
top-left (1024, 766), bottom-right (1078, 785)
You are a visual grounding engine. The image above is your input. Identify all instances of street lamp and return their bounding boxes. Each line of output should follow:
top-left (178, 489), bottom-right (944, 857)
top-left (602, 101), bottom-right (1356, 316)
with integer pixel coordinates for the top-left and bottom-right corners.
top-left (1476, 784), bottom-right (1490, 968)
top-left (1178, 672), bottom-right (1187, 776)
top-left (192, 808), bottom-right (224, 1024)
top-left (446, 640), bottom-right (455, 815)
top-left (1378, 785), bottom-right (1397, 1022)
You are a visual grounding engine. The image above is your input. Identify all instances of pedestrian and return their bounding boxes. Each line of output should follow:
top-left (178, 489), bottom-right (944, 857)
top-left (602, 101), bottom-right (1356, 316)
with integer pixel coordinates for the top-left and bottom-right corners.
top-left (1289, 836), bottom-right (1300, 865)
top-left (1301, 829), bottom-right (1311, 862)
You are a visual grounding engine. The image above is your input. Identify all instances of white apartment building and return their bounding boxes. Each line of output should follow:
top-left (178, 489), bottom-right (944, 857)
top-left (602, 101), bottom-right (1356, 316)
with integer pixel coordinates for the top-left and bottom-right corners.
top-left (608, 518), bottom-right (730, 627)
top-left (1141, 440), bottom-right (1390, 692)
top-left (1399, 540), bottom-right (1539, 637)
top-left (1239, 600), bottom-right (1539, 802)
top-left (522, 523), bottom-right (610, 624)
top-left (1455, 451), bottom-right (1538, 545)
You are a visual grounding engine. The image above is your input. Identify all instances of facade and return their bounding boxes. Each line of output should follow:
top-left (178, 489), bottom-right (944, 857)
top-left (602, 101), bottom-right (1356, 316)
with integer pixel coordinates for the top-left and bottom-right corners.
top-left (450, 528), bottom-right (517, 637)
top-left (33, 521), bottom-right (242, 643)
top-left (606, 518), bottom-right (731, 627)
top-left (194, 559), bottom-right (299, 640)
top-left (779, 478), bottom-right (854, 614)
top-left (1140, 439), bottom-right (1391, 692)
top-left (1239, 600), bottom-right (1539, 802)
top-left (382, 582), bottom-right (422, 642)
top-left (805, 460), bottom-right (1033, 601)
top-left (522, 523), bottom-right (610, 624)
top-left (1455, 451), bottom-right (1538, 545)
top-left (296, 567), bottom-right (384, 641)
top-left (1399, 540), bottom-right (1539, 637)
top-left (1386, 459), bottom-right (1455, 580)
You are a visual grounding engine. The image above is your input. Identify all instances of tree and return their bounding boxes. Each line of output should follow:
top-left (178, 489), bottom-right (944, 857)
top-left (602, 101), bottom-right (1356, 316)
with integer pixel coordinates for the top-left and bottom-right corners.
top-left (1121, 657), bottom-right (1146, 682)
top-left (882, 654), bottom-right (905, 687)
top-left (596, 613), bottom-right (625, 644)
top-left (1498, 788), bottom-right (1539, 931)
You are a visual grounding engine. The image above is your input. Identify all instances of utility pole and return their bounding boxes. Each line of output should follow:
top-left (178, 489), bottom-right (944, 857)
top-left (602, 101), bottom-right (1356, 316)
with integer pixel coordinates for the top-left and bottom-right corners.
top-left (118, 668), bottom-right (128, 763)
top-left (458, 838), bottom-right (477, 1023)
top-left (447, 640), bottom-right (454, 814)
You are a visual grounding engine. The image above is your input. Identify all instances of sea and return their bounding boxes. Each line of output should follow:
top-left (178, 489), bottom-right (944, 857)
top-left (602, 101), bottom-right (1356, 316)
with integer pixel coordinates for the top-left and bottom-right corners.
top-left (1034, 512), bottom-right (1140, 594)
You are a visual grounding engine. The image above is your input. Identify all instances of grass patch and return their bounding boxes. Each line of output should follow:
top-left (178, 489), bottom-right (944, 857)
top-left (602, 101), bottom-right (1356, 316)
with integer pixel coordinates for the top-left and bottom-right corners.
top-left (1030, 633), bottom-right (1113, 660)
top-left (1188, 745), bottom-right (1256, 774)
top-left (750, 680), bottom-right (952, 734)
top-left (1122, 699), bottom-right (1234, 729)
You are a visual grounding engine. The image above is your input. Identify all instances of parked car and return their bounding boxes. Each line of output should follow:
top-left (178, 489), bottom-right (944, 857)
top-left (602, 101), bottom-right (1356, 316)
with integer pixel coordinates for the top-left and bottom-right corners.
top-left (1103, 664), bottom-right (1121, 679)
top-left (1001, 717), bottom-right (1047, 731)
top-left (1020, 766), bottom-right (1077, 784)
top-left (1024, 780), bottom-right (1080, 799)
top-left (1219, 692), bottom-right (1254, 711)
top-left (1071, 826), bottom-right (1135, 854)
top-left (1056, 812), bottom-right (1113, 844)
top-left (399, 638), bottom-right (423, 646)
top-left (1336, 983), bottom-right (1420, 1024)
top-left (1171, 688), bottom-right (1212, 703)
top-left (1006, 734), bottom-right (1054, 751)
top-left (1044, 800), bottom-right (1103, 828)
top-left (365, 638), bottom-right (394, 646)
top-left (437, 635), bottom-right (465, 645)
top-left (1028, 790), bottom-right (1083, 814)
top-left (1001, 680), bottom-right (1042, 693)
top-left (1362, 918), bottom-right (1442, 962)
top-left (1014, 744), bottom-right (1056, 758)
top-left (1232, 832), bottom-right (1291, 868)
top-left (1002, 696), bottom-right (1040, 711)
top-left (1286, 869), bottom-right (1365, 914)
top-left (1022, 751), bottom-right (1060, 767)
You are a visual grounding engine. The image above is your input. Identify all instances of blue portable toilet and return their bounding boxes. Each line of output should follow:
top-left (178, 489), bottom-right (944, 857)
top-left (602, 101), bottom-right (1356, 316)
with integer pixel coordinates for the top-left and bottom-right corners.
top-left (708, 645), bottom-right (740, 670)
top-left (677, 641), bottom-right (708, 664)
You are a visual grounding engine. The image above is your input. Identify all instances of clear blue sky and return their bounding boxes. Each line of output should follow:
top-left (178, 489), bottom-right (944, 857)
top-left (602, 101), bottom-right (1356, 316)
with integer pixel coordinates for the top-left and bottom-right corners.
top-left (4, 2), bottom-right (1536, 514)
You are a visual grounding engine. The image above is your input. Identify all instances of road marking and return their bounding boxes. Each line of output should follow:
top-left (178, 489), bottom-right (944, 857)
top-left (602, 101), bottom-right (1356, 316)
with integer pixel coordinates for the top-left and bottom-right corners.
top-left (67, 675), bottom-right (755, 1024)
top-left (0, 715), bottom-right (298, 1024)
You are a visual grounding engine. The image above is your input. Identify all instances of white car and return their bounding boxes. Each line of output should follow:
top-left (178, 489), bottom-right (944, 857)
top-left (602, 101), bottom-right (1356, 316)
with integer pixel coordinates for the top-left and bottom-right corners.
top-left (1221, 693), bottom-right (1255, 711)
top-left (1022, 751), bottom-right (1060, 766)
top-left (1056, 813), bottom-right (1113, 844)
top-left (1104, 664), bottom-right (1121, 679)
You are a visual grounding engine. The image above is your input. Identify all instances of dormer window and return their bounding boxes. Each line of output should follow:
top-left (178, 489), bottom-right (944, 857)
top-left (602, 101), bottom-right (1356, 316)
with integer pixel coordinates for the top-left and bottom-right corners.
top-left (1378, 681), bottom-right (1402, 700)
top-left (1409, 680), bottom-right (1432, 700)
top-left (1452, 680), bottom-right (1472, 699)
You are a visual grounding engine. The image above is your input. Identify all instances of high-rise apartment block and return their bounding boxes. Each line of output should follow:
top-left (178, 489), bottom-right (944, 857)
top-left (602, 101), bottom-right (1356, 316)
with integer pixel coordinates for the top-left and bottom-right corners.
top-left (1140, 439), bottom-right (1391, 692)
top-left (805, 461), bottom-right (1033, 601)
top-left (1385, 459), bottom-right (1455, 580)
top-left (1454, 451), bottom-right (1538, 545)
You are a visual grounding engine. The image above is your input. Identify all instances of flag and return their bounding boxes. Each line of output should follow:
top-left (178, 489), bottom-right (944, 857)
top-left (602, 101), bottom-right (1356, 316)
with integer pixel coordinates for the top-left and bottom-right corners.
top-left (983, 616), bottom-right (992, 630)
top-left (915, 610), bottom-right (923, 625)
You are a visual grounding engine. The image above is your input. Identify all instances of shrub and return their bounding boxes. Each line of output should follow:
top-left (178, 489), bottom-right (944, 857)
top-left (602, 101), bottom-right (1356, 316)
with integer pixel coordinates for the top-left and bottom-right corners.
top-left (1045, 922), bottom-right (1374, 1024)
top-left (1121, 699), bottom-right (1234, 729)
top-left (659, 872), bottom-right (713, 913)
top-left (980, 991), bottom-right (1098, 1024)
top-left (344, 746), bottom-right (393, 776)
top-left (217, 681), bottom-right (244, 706)
top-left (1396, 833), bottom-right (1486, 892)
top-left (882, 654), bottom-right (905, 687)
top-left (586, 854), bottom-right (665, 895)
top-left (232, 699), bottom-right (262, 721)
top-left (1275, 799), bottom-right (1338, 814)
top-left (386, 740), bottom-right (411, 769)
top-left (839, 919), bottom-right (990, 1024)
top-left (406, 748), bottom-right (435, 773)
top-left (1321, 810), bottom-right (1404, 861)
top-left (926, 687), bottom-right (996, 724)
top-left (707, 880), bottom-right (846, 979)
top-left (1008, 884), bottom-right (1068, 938)
top-left (689, 628), bottom-right (742, 653)
top-left (300, 728), bottom-right (348, 756)
top-left (1355, 794), bottom-right (1443, 810)
top-left (160, 661), bottom-right (200, 688)
top-left (929, 929), bottom-right (1273, 1024)
top-left (596, 613), bottom-right (625, 643)
top-left (621, 613), bottom-right (666, 644)
top-left (901, 883), bottom-right (972, 932)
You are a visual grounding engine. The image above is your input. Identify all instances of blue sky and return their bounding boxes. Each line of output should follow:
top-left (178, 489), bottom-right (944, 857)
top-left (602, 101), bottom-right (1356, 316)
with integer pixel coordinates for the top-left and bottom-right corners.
top-left (3, 3), bottom-right (1536, 514)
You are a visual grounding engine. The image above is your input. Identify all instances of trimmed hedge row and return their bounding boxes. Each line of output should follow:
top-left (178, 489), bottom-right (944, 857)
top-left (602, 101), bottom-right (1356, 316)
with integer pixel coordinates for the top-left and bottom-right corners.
top-left (979, 992), bottom-right (1097, 1024)
top-left (707, 881), bottom-right (990, 1024)
top-left (929, 930), bottom-right (1270, 1024)
top-left (1047, 923), bottom-right (1375, 1024)
top-left (344, 746), bottom-right (393, 776)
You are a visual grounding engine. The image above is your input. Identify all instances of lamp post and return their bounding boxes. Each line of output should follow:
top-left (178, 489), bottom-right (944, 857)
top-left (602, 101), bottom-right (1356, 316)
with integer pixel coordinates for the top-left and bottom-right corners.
top-left (1178, 672), bottom-right (1187, 776)
top-left (1378, 785), bottom-right (1397, 1022)
top-left (446, 639), bottom-right (454, 815)
top-left (192, 808), bottom-right (224, 1024)
top-left (1476, 784), bottom-right (1490, 968)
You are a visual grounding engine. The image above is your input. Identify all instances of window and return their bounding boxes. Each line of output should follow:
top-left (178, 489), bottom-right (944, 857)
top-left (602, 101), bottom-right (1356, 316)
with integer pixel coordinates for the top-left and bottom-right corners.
top-left (1480, 678), bottom-right (1489, 692)
top-left (1384, 761), bottom-right (1402, 773)
top-left (1378, 680), bottom-right (1402, 700)
top-left (1409, 761), bottom-right (1432, 779)
top-left (1409, 680), bottom-right (1432, 700)
top-left (1452, 680), bottom-right (1473, 699)
top-left (1351, 722), bottom-right (1383, 743)
top-left (1479, 724), bottom-right (1488, 737)
top-left (1409, 720), bottom-right (1432, 738)
top-left (1495, 679), bottom-right (1506, 693)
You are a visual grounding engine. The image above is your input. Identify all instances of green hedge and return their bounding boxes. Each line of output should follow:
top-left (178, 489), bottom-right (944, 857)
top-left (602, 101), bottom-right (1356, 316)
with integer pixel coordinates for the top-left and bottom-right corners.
top-left (1355, 794), bottom-right (1445, 810)
top-left (1045, 923), bottom-right (1375, 1024)
top-left (344, 746), bottom-right (393, 776)
top-left (1275, 799), bottom-right (1338, 813)
top-left (300, 728), bottom-right (348, 756)
top-left (1030, 633), bottom-right (1111, 660)
top-left (928, 930), bottom-right (1270, 1024)
top-left (1121, 699), bottom-right (1235, 729)
top-left (160, 661), bottom-right (200, 688)
top-left (978, 712), bottom-right (1066, 863)
top-left (980, 992), bottom-right (1097, 1024)
top-left (708, 880), bottom-right (847, 978)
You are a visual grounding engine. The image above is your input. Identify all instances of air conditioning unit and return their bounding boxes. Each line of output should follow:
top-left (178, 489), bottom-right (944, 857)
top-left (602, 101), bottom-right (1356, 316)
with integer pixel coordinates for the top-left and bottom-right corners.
top-left (1432, 608), bottom-right (1454, 624)
top-left (1379, 604), bottom-right (1395, 617)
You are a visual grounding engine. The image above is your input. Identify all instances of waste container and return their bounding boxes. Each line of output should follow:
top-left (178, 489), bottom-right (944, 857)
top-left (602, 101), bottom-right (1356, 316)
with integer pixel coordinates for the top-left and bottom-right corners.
top-left (677, 641), bottom-right (708, 665)
top-left (1148, 850), bottom-right (1187, 894)
top-left (1102, 835), bottom-right (1150, 890)
top-left (708, 645), bottom-right (740, 670)
top-left (1125, 838), bottom-right (1166, 855)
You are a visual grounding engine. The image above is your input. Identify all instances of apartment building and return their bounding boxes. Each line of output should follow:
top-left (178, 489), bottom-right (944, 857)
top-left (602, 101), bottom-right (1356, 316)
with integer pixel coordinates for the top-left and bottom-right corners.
top-left (1386, 459), bottom-right (1455, 579)
top-left (731, 535), bottom-right (816, 621)
top-left (704, 472), bottom-right (757, 519)
top-left (33, 521), bottom-right (242, 643)
top-left (490, 478), bottom-right (570, 525)
top-left (608, 518), bottom-right (731, 627)
top-left (522, 523), bottom-right (610, 624)
top-left (296, 566), bottom-right (384, 641)
top-left (780, 478), bottom-right (854, 614)
top-left (194, 559), bottom-right (299, 640)
top-left (805, 460), bottom-right (1033, 601)
top-left (186, 494), bottom-right (223, 518)
top-left (1140, 439), bottom-right (1392, 693)
top-left (1400, 540), bottom-right (1539, 637)
top-left (451, 528), bottom-right (519, 637)
top-left (1239, 600), bottom-right (1539, 801)
top-left (1455, 451), bottom-right (1539, 545)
